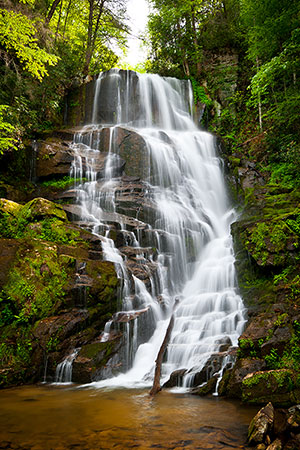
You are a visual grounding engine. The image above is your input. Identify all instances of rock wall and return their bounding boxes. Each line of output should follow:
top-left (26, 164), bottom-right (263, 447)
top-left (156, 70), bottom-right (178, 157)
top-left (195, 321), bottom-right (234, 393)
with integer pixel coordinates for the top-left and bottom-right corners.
top-left (0, 197), bottom-right (120, 386)
top-left (215, 144), bottom-right (300, 407)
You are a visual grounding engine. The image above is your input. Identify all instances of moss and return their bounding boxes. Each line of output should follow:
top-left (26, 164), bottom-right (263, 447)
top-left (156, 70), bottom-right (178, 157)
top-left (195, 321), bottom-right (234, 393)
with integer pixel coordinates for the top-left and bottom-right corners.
top-left (0, 198), bottom-right (82, 245)
top-left (242, 369), bottom-right (296, 405)
top-left (0, 198), bottom-right (23, 218)
top-left (0, 325), bottom-right (34, 384)
top-left (0, 241), bottom-right (69, 326)
top-left (79, 340), bottom-right (116, 366)
top-left (40, 176), bottom-right (86, 190)
top-left (86, 260), bottom-right (119, 307)
top-left (20, 197), bottom-right (67, 222)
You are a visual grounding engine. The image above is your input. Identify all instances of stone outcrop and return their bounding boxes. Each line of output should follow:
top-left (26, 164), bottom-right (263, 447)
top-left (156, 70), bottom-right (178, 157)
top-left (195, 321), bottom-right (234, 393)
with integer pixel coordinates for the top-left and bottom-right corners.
top-left (247, 402), bottom-right (300, 449)
top-left (0, 197), bottom-right (120, 387)
top-left (36, 138), bottom-right (74, 179)
top-left (248, 402), bottom-right (275, 445)
top-left (216, 137), bottom-right (300, 408)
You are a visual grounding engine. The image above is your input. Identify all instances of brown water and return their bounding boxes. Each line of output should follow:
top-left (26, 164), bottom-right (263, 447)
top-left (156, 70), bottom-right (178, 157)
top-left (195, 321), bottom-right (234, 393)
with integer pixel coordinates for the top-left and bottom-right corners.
top-left (0, 385), bottom-right (257, 450)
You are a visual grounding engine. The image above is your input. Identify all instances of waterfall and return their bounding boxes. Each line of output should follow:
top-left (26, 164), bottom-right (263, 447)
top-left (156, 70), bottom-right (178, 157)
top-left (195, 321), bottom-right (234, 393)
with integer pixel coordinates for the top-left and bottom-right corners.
top-left (55, 349), bottom-right (80, 384)
top-left (67, 69), bottom-right (246, 388)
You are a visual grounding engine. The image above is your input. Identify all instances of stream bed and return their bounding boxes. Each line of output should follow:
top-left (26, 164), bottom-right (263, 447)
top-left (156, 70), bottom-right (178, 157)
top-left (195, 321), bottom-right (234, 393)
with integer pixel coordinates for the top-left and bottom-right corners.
top-left (0, 385), bottom-right (257, 450)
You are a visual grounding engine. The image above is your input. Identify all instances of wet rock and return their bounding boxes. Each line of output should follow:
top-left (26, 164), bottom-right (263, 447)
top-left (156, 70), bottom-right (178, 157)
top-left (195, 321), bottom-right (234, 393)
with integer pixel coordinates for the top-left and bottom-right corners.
top-left (163, 369), bottom-right (187, 388)
top-left (248, 402), bottom-right (274, 445)
top-left (191, 376), bottom-right (218, 396)
top-left (112, 127), bottom-right (149, 179)
top-left (185, 354), bottom-right (225, 387)
top-left (273, 409), bottom-right (289, 436)
top-left (72, 338), bottom-right (122, 383)
top-left (33, 309), bottom-right (90, 351)
top-left (112, 307), bottom-right (149, 323)
top-left (97, 154), bottom-right (126, 179)
top-left (62, 204), bottom-right (88, 221)
top-left (219, 358), bottom-right (266, 398)
top-left (215, 336), bottom-right (233, 352)
top-left (238, 314), bottom-right (278, 349)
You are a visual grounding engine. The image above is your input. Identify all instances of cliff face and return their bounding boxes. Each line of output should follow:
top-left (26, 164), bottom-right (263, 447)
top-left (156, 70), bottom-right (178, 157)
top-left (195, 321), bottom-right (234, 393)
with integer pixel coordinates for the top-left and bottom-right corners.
top-left (217, 141), bottom-right (300, 406)
top-left (0, 196), bottom-right (121, 386)
top-left (191, 48), bottom-right (300, 406)
top-left (0, 63), bottom-right (299, 402)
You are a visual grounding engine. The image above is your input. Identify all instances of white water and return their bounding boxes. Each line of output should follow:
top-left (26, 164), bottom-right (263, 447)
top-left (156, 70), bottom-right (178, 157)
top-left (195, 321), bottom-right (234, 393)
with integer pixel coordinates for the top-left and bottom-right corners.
top-left (68, 69), bottom-right (246, 389)
top-left (55, 348), bottom-right (80, 384)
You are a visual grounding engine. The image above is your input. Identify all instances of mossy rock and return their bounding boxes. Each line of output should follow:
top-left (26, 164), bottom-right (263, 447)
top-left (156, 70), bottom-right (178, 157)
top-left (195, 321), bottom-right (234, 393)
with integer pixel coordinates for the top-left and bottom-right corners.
top-left (191, 376), bottom-right (218, 396)
top-left (72, 338), bottom-right (122, 383)
top-left (241, 369), bottom-right (297, 406)
top-left (0, 198), bottom-right (23, 218)
top-left (20, 197), bottom-right (67, 222)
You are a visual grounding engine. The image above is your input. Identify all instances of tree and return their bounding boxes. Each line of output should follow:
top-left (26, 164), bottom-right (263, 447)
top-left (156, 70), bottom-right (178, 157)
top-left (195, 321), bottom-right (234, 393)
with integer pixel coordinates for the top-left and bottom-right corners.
top-left (147, 0), bottom-right (224, 79)
top-left (0, 8), bottom-right (58, 80)
top-left (241, 0), bottom-right (300, 134)
top-left (0, 106), bottom-right (17, 155)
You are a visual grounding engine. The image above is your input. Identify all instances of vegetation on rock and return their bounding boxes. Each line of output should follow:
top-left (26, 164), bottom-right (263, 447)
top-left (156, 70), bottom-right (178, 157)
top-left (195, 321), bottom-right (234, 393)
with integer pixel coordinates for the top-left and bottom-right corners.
top-left (0, 197), bottom-right (119, 387)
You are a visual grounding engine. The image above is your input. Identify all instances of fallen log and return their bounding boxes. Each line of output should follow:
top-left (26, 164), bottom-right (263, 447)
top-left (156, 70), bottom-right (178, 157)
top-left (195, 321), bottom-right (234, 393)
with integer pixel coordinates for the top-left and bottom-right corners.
top-left (149, 298), bottom-right (179, 396)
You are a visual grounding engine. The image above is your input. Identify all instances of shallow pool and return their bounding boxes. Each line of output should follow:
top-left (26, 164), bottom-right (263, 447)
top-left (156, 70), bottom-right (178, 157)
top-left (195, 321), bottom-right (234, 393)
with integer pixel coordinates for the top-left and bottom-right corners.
top-left (0, 385), bottom-right (257, 449)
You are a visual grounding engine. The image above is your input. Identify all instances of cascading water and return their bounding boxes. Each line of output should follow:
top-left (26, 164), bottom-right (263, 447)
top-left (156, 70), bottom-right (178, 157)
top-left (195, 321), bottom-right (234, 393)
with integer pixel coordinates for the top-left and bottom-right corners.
top-left (67, 69), bottom-right (246, 389)
top-left (55, 349), bottom-right (80, 383)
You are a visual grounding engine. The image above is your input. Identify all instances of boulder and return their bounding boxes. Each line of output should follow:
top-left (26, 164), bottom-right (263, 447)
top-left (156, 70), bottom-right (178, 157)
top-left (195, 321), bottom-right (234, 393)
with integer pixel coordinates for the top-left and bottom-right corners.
top-left (191, 376), bottom-right (218, 396)
top-left (238, 314), bottom-right (278, 350)
top-left (248, 402), bottom-right (274, 445)
top-left (261, 327), bottom-right (292, 357)
top-left (36, 138), bottom-right (74, 179)
top-left (163, 369), bottom-right (187, 388)
top-left (97, 126), bottom-right (149, 179)
top-left (0, 198), bottom-right (23, 218)
top-left (218, 358), bottom-right (266, 398)
top-left (72, 338), bottom-right (122, 383)
top-left (266, 438), bottom-right (282, 450)
top-left (21, 197), bottom-right (67, 222)
top-left (242, 369), bottom-right (296, 406)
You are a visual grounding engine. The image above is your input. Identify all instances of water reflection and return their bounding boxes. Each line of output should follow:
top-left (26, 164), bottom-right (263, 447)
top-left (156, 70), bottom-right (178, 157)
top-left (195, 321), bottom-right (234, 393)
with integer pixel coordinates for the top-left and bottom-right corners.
top-left (0, 385), bottom-right (257, 449)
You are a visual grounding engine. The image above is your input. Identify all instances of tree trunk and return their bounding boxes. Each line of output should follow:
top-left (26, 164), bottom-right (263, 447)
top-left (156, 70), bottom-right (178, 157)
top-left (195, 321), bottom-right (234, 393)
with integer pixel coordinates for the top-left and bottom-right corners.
top-left (149, 299), bottom-right (179, 396)
top-left (63, 0), bottom-right (73, 39)
top-left (45, 0), bottom-right (61, 24)
top-left (84, 0), bottom-right (105, 76)
top-left (84, 0), bottom-right (95, 76)
top-left (190, 5), bottom-right (201, 77)
top-left (256, 56), bottom-right (263, 132)
top-left (55, 0), bottom-right (63, 41)
top-left (176, 20), bottom-right (190, 78)
top-left (91, 0), bottom-right (105, 54)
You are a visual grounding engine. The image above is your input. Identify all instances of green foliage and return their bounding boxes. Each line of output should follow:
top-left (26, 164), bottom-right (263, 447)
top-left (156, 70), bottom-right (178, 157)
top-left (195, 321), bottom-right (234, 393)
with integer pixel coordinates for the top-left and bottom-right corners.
top-left (190, 78), bottom-right (212, 106)
top-left (1, 244), bottom-right (68, 325)
top-left (268, 162), bottom-right (300, 190)
top-left (238, 338), bottom-right (258, 358)
top-left (0, 105), bottom-right (17, 154)
top-left (0, 332), bottom-right (33, 368)
top-left (265, 348), bottom-right (281, 369)
top-left (0, 9), bottom-right (58, 80)
top-left (40, 176), bottom-right (86, 189)
top-left (249, 222), bottom-right (269, 264)
top-left (36, 218), bottom-right (80, 245)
